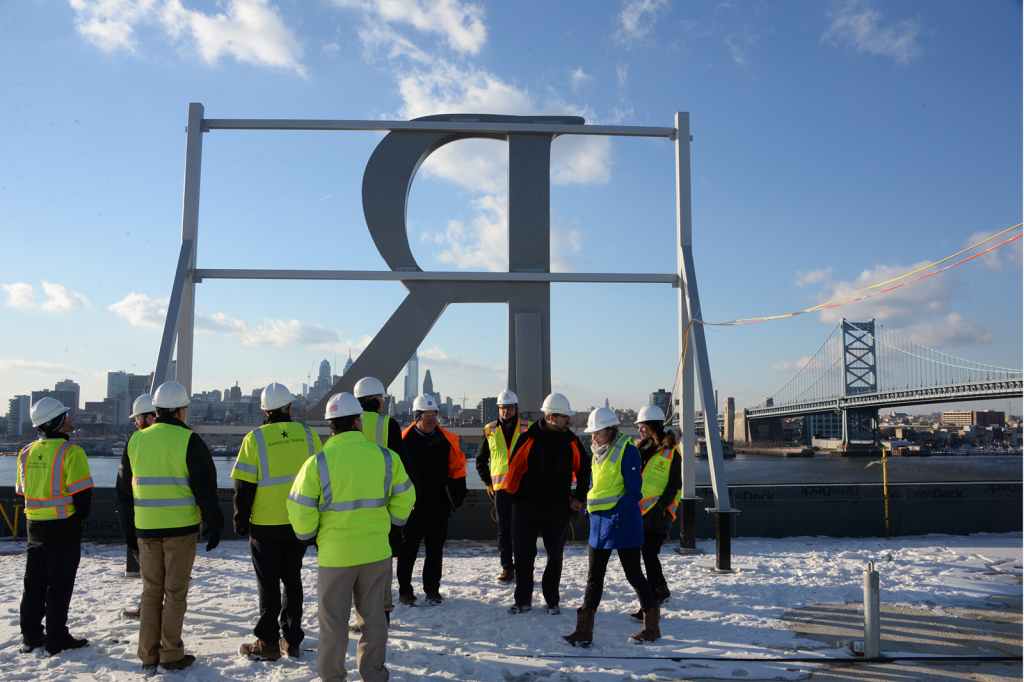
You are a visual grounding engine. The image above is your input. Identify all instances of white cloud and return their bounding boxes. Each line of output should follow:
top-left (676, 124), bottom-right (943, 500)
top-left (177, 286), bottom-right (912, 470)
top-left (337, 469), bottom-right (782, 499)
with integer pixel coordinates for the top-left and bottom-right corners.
top-left (195, 313), bottom-right (340, 347)
top-left (899, 313), bottom-right (992, 348)
top-left (2, 283), bottom-right (36, 308)
top-left (963, 230), bottom-right (1023, 272)
top-left (570, 67), bottom-right (594, 95)
top-left (822, 0), bottom-right (922, 65)
top-left (0, 358), bottom-right (81, 373)
top-left (322, 41), bottom-right (341, 55)
top-left (725, 32), bottom-right (753, 66)
top-left (770, 355), bottom-right (813, 373)
top-left (69, 0), bottom-right (306, 75)
top-left (333, 0), bottom-right (487, 54)
top-left (616, 0), bottom-right (670, 45)
top-left (3, 281), bottom-right (90, 311)
top-left (419, 345), bottom-right (503, 375)
top-left (795, 267), bottom-right (833, 288)
top-left (551, 210), bottom-right (586, 273)
top-left (616, 62), bottom-right (628, 89)
top-left (108, 292), bottom-right (168, 330)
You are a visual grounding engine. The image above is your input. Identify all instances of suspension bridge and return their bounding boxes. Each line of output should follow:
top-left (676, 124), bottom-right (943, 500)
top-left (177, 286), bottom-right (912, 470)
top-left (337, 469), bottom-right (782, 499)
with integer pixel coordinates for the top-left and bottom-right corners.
top-left (719, 319), bottom-right (1021, 445)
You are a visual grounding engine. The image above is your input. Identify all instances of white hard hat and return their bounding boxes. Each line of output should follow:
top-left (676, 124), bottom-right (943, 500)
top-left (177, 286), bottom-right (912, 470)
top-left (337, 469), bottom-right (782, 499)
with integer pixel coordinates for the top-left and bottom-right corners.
top-left (636, 404), bottom-right (666, 424)
top-left (497, 389), bottom-right (518, 406)
top-left (354, 377), bottom-right (386, 398)
top-left (540, 392), bottom-right (575, 416)
top-left (261, 382), bottom-right (294, 410)
top-left (412, 394), bottom-right (438, 412)
top-left (153, 380), bottom-right (190, 409)
top-left (585, 407), bottom-right (620, 433)
top-left (326, 392), bottom-right (362, 419)
top-left (130, 394), bottom-right (156, 418)
top-left (31, 397), bottom-right (70, 428)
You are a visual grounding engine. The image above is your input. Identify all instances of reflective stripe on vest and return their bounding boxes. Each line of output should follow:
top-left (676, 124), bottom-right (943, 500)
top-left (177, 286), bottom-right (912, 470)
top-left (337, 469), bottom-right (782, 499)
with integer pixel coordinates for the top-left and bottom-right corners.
top-left (128, 423), bottom-right (201, 529)
top-left (19, 441), bottom-right (85, 520)
top-left (299, 445), bottom-right (395, 515)
top-left (485, 418), bottom-right (529, 490)
top-left (251, 424), bottom-right (316, 488)
top-left (639, 444), bottom-right (682, 519)
top-left (360, 412), bottom-right (389, 448)
top-left (586, 433), bottom-right (629, 511)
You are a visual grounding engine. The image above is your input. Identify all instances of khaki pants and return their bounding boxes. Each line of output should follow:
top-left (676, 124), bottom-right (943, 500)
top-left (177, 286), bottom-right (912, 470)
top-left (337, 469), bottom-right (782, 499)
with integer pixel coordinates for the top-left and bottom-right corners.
top-left (318, 557), bottom-right (390, 682)
top-left (138, 534), bottom-right (197, 666)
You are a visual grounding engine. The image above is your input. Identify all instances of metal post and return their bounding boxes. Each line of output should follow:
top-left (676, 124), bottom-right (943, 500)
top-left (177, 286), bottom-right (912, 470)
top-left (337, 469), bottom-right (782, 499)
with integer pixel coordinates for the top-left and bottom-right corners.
top-left (177, 103), bottom-right (204, 415)
top-left (863, 561), bottom-right (881, 658)
top-left (714, 512), bottom-right (732, 572)
top-left (675, 112), bottom-right (700, 553)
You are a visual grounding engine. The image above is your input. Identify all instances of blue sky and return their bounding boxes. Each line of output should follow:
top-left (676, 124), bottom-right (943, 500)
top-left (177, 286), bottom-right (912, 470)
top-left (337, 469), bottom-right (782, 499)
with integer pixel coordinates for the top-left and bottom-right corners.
top-left (1, 0), bottom-right (1021, 417)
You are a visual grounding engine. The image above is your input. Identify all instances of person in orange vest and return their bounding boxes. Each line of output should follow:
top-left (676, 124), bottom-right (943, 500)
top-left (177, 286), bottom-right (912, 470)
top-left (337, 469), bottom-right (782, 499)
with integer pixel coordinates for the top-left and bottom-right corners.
top-left (632, 404), bottom-right (682, 620)
top-left (474, 389), bottom-right (530, 583)
top-left (396, 394), bottom-right (466, 606)
top-left (15, 397), bottom-right (94, 656)
top-left (503, 392), bottom-right (591, 615)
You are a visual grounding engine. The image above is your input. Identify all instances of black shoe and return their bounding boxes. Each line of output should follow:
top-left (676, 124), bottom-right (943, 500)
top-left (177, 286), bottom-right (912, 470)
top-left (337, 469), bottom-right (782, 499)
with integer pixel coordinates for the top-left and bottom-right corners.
top-left (425, 592), bottom-right (443, 605)
top-left (547, 605), bottom-right (561, 615)
top-left (507, 603), bottom-right (532, 614)
top-left (159, 654), bottom-right (196, 671)
top-left (398, 594), bottom-right (418, 606)
top-left (19, 635), bottom-right (44, 653)
top-left (45, 636), bottom-right (88, 656)
top-left (630, 607), bottom-right (644, 621)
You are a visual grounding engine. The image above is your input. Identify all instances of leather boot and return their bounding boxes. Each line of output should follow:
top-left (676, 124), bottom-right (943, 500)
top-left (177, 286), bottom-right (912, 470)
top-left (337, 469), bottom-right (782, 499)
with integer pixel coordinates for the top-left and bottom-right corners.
top-left (239, 639), bottom-right (281, 661)
top-left (562, 607), bottom-right (596, 647)
top-left (630, 605), bottom-right (661, 643)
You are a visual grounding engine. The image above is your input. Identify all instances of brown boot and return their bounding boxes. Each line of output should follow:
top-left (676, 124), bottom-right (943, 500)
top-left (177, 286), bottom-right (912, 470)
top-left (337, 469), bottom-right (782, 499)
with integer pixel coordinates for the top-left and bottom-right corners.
top-left (497, 569), bottom-right (515, 584)
top-left (279, 636), bottom-right (300, 658)
top-left (630, 605), bottom-right (661, 643)
top-left (239, 639), bottom-right (281, 661)
top-left (562, 607), bottom-right (596, 647)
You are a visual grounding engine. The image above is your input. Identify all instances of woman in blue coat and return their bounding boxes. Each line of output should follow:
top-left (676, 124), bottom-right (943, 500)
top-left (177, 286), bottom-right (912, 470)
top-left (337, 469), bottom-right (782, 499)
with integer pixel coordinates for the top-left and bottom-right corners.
top-left (564, 408), bottom-right (659, 647)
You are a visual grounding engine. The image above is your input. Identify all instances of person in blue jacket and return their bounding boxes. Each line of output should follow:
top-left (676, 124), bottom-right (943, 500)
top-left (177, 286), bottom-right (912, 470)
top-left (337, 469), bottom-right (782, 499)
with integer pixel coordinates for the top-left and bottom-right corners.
top-left (564, 408), bottom-right (659, 647)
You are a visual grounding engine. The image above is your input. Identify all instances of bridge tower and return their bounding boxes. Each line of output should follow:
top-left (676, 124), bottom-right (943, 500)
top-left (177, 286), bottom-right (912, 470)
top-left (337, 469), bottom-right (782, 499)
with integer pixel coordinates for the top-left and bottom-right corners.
top-left (841, 319), bottom-right (879, 444)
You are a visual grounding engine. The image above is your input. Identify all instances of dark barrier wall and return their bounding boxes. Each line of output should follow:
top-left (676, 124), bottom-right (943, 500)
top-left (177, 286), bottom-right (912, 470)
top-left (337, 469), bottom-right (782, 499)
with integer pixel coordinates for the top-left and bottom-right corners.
top-left (1, 483), bottom-right (1020, 541)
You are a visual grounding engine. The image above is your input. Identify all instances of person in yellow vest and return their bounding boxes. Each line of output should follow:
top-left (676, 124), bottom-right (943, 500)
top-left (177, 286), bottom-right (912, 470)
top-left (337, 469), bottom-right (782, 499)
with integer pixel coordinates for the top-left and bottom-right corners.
top-left (474, 389), bottom-right (530, 583)
top-left (286, 392), bottom-right (415, 682)
top-left (564, 408), bottom-right (659, 647)
top-left (631, 404), bottom-right (682, 621)
top-left (353, 376), bottom-right (419, 625)
top-left (15, 397), bottom-right (93, 656)
top-left (232, 382), bottom-right (322, 660)
top-left (115, 380), bottom-right (224, 673)
top-left (117, 393), bottom-right (157, 620)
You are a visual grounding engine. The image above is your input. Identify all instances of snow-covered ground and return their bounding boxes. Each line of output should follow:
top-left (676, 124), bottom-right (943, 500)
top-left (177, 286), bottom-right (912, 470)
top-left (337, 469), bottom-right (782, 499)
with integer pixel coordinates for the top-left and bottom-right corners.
top-left (1, 534), bottom-right (1020, 681)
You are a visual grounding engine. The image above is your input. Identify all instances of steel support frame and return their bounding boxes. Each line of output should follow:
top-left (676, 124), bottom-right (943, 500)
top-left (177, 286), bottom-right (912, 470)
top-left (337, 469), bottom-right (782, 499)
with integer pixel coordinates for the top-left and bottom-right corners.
top-left (675, 113), bottom-right (735, 563)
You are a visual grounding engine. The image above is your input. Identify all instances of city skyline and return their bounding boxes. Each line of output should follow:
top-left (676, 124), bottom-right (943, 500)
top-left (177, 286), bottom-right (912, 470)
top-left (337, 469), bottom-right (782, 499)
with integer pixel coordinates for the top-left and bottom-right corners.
top-left (1, 1), bottom-right (1020, 418)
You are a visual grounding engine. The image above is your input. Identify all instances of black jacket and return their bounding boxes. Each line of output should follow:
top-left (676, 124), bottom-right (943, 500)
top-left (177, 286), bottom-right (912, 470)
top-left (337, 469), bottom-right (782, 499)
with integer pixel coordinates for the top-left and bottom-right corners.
top-left (474, 416), bottom-right (520, 487)
top-left (637, 431), bottom-right (683, 534)
top-left (25, 431), bottom-right (93, 545)
top-left (402, 426), bottom-right (466, 520)
top-left (115, 416), bottom-right (224, 539)
top-left (508, 420), bottom-right (591, 508)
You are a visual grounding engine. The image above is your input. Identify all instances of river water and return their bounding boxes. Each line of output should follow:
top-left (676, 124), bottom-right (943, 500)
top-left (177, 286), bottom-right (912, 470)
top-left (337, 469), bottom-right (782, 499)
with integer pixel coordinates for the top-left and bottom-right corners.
top-left (1, 452), bottom-right (1020, 489)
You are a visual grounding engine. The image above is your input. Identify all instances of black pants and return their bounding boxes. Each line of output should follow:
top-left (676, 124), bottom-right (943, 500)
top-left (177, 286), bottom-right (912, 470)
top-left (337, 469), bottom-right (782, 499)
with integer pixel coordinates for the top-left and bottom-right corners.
top-left (494, 490), bottom-right (514, 571)
top-left (640, 531), bottom-right (667, 591)
top-left (397, 514), bottom-right (448, 596)
top-left (249, 536), bottom-right (308, 645)
top-left (512, 501), bottom-right (570, 608)
top-left (20, 535), bottom-right (82, 645)
top-left (582, 545), bottom-right (655, 611)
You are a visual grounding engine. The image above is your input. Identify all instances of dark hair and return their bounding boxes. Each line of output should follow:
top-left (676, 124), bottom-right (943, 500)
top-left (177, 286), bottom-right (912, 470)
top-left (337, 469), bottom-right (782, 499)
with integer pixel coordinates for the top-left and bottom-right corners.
top-left (359, 396), bottom-right (381, 412)
top-left (38, 412), bottom-right (66, 433)
top-left (641, 420), bottom-right (666, 447)
top-left (328, 414), bottom-right (360, 433)
top-left (156, 406), bottom-right (181, 418)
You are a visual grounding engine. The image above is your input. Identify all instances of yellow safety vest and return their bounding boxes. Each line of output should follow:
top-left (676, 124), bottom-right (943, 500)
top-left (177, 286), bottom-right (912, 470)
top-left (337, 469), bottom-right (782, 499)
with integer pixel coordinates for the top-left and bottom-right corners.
top-left (360, 411), bottom-right (392, 448)
top-left (286, 431), bottom-right (416, 567)
top-left (484, 418), bottom-right (530, 490)
top-left (639, 444), bottom-right (682, 519)
top-left (16, 439), bottom-right (93, 521)
top-left (587, 433), bottom-right (631, 512)
top-left (232, 421), bottom-right (321, 526)
top-left (127, 423), bottom-right (201, 530)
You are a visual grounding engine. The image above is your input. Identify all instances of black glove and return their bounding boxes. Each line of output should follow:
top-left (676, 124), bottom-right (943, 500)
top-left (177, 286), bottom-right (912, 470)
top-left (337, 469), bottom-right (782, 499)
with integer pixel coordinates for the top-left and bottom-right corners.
top-left (234, 521), bottom-right (250, 537)
top-left (204, 531), bottom-right (220, 553)
top-left (126, 534), bottom-right (139, 551)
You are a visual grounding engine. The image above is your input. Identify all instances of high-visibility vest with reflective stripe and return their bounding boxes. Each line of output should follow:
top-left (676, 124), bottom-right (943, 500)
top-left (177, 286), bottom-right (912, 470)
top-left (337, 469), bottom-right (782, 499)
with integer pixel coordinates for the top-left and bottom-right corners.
top-left (360, 411), bottom-right (391, 448)
top-left (16, 439), bottom-right (94, 520)
top-left (639, 444), bottom-right (682, 519)
top-left (127, 423), bottom-right (201, 530)
top-left (484, 418), bottom-right (530, 490)
top-left (232, 421), bottom-right (320, 526)
top-left (587, 433), bottom-right (631, 512)
top-left (286, 431), bottom-right (416, 567)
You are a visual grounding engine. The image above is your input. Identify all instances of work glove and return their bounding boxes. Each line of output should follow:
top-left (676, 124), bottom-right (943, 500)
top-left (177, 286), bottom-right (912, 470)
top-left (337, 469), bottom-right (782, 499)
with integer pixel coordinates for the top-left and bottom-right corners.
top-left (234, 520), bottom-right (250, 537)
top-left (204, 531), bottom-right (220, 553)
top-left (126, 534), bottom-right (139, 551)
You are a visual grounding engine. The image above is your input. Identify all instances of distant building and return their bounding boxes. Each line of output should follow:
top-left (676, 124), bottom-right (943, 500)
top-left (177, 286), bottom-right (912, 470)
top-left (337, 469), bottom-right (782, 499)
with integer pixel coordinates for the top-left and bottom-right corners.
top-left (943, 410), bottom-right (1005, 427)
top-left (7, 395), bottom-right (30, 437)
top-left (107, 371), bottom-right (129, 400)
top-left (127, 373), bottom-right (149, 403)
top-left (31, 389), bottom-right (78, 419)
top-left (604, 398), bottom-right (609, 409)
top-left (479, 397), bottom-right (498, 425)
top-left (343, 349), bottom-right (354, 375)
top-left (649, 389), bottom-right (672, 416)
top-left (404, 352), bottom-right (419, 403)
top-left (422, 370), bottom-right (441, 406)
top-left (229, 383), bottom-right (242, 401)
top-left (55, 379), bottom-right (80, 411)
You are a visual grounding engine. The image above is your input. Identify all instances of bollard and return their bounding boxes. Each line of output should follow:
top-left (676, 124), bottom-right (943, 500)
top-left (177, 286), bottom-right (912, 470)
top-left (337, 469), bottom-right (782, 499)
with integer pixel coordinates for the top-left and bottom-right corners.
top-left (712, 510), bottom-right (739, 572)
top-left (863, 560), bottom-right (880, 658)
top-left (678, 499), bottom-right (700, 554)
